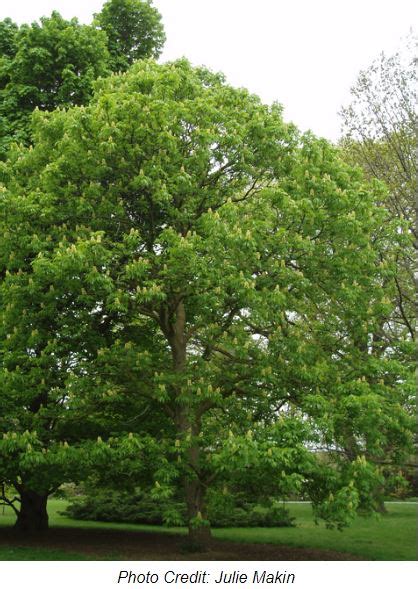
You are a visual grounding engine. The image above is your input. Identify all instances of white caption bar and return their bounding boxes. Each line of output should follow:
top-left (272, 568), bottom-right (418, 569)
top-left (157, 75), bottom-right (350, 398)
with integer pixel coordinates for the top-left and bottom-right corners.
top-left (2, 561), bottom-right (418, 589)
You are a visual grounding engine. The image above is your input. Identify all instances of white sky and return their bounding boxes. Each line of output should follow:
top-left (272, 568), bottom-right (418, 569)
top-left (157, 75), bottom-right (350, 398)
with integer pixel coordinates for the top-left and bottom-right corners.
top-left (1, 0), bottom-right (416, 141)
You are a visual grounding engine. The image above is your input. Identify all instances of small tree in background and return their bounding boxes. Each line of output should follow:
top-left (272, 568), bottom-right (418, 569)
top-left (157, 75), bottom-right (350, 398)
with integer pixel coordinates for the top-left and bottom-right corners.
top-left (339, 34), bottom-right (417, 496)
top-left (94, 0), bottom-right (166, 72)
top-left (339, 33), bottom-right (417, 338)
top-left (0, 12), bottom-right (110, 159)
top-left (0, 0), bottom-right (165, 159)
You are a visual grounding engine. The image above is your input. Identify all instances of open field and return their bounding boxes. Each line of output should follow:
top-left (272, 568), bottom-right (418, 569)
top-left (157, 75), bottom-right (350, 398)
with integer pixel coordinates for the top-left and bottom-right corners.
top-left (0, 499), bottom-right (416, 561)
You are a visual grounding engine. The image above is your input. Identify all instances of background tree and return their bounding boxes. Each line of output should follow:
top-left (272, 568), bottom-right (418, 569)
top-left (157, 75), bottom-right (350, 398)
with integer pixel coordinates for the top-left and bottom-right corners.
top-left (339, 34), bottom-right (417, 495)
top-left (94, 0), bottom-right (165, 72)
top-left (339, 33), bottom-right (416, 225)
top-left (0, 12), bottom-right (110, 159)
top-left (0, 18), bottom-right (18, 57)
top-left (339, 33), bottom-right (417, 337)
top-left (1, 59), bottom-right (413, 542)
top-left (0, 0), bottom-right (165, 159)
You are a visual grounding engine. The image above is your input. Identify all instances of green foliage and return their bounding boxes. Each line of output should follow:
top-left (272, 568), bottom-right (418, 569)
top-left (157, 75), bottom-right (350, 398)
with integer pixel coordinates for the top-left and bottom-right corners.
top-left (0, 2), bottom-right (165, 159)
top-left (94, 0), bottom-right (165, 71)
top-left (339, 34), bottom-right (417, 343)
top-left (0, 18), bottom-right (18, 58)
top-left (205, 491), bottom-right (295, 528)
top-left (0, 12), bottom-right (110, 158)
top-left (339, 36), bottom-right (417, 497)
top-left (63, 488), bottom-right (295, 528)
top-left (0, 430), bottom-right (150, 499)
top-left (63, 489), bottom-right (184, 526)
top-left (340, 34), bottom-right (416, 227)
top-left (0, 58), bottom-right (413, 533)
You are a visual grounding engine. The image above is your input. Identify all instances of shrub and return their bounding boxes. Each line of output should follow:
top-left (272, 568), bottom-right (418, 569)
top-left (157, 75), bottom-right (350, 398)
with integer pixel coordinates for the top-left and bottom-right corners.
top-left (64, 488), bottom-right (295, 528)
top-left (206, 490), bottom-right (295, 527)
top-left (63, 489), bottom-right (185, 526)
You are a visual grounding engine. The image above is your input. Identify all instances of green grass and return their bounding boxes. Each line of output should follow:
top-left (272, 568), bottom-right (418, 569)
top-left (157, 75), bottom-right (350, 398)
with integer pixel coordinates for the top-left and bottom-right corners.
top-left (216, 502), bottom-right (417, 561)
top-left (0, 498), bottom-right (416, 560)
top-left (0, 500), bottom-right (184, 534)
top-left (0, 547), bottom-right (87, 560)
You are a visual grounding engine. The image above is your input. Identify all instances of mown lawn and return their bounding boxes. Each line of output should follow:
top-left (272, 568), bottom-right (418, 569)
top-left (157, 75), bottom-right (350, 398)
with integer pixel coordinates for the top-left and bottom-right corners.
top-left (0, 546), bottom-right (88, 560)
top-left (0, 499), bottom-right (416, 560)
top-left (217, 502), bottom-right (417, 561)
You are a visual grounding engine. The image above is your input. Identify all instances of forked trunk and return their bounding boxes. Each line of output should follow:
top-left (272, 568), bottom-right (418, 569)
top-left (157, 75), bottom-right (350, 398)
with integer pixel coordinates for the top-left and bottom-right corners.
top-left (14, 490), bottom-right (49, 533)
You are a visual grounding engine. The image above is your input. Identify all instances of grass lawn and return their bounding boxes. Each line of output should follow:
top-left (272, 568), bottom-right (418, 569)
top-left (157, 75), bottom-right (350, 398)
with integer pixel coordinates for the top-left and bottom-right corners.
top-left (216, 502), bottom-right (417, 561)
top-left (0, 498), bottom-right (416, 561)
top-left (0, 546), bottom-right (88, 560)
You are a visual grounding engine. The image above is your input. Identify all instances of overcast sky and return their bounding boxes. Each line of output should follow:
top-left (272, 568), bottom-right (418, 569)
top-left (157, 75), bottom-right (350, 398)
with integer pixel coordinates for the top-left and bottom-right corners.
top-left (1, 0), bottom-right (416, 141)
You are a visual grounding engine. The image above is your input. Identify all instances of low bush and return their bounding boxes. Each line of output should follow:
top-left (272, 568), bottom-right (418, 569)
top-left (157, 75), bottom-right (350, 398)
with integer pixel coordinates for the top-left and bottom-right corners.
top-left (64, 490), bottom-right (185, 526)
top-left (206, 490), bottom-right (295, 528)
top-left (63, 488), bottom-right (295, 528)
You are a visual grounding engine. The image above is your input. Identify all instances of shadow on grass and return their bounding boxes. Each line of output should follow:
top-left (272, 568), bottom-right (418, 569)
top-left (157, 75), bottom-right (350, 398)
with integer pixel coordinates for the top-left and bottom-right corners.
top-left (0, 525), bottom-right (364, 561)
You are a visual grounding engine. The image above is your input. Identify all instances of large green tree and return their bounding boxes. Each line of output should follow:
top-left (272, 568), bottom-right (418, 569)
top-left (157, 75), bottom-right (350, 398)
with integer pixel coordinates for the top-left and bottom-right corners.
top-left (0, 60), bottom-right (413, 542)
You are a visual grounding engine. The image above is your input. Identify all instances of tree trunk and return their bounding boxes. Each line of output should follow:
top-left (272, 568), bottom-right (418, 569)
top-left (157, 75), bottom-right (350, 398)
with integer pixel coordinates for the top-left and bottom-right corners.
top-left (373, 488), bottom-right (387, 514)
top-left (185, 475), bottom-right (211, 548)
top-left (181, 413), bottom-right (212, 550)
top-left (166, 300), bottom-right (212, 549)
top-left (14, 490), bottom-right (49, 533)
top-left (375, 498), bottom-right (387, 514)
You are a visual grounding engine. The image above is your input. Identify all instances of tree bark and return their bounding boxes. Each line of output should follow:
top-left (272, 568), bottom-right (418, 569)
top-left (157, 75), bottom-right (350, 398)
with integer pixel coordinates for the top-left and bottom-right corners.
top-left (166, 299), bottom-right (212, 549)
top-left (14, 490), bottom-right (49, 533)
top-left (184, 475), bottom-right (211, 546)
top-left (176, 410), bottom-right (212, 549)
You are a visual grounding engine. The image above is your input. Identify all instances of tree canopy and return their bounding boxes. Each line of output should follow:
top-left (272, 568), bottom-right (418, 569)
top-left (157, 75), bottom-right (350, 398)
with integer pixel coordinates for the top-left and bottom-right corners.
top-left (0, 59), bottom-right (413, 541)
